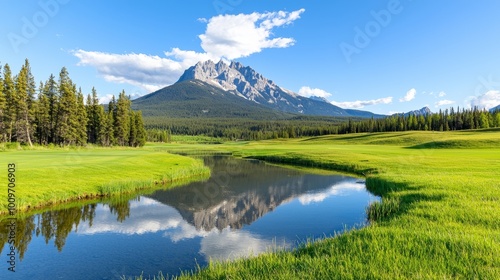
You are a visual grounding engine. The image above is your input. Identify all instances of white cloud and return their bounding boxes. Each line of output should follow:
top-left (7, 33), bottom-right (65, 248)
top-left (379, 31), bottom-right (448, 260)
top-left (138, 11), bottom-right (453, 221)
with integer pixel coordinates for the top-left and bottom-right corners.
top-left (297, 86), bottom-right (332, 98)
top-left (469, 90), bottom-right (500, 110)
top-left (438, 91), bottom-right (446, 97)
top-left (73, 50), bottom-right (186, 92)
top-left (73, 9), bottom-right (305, 93)
top-left (200, 9), bottom-right (304, 60)
top-left (435, 99), bottom-right (455, 107)
top-left (331, 97), bottom-right (393, 109)
top-left (399, 88), bottom-right (416, 102)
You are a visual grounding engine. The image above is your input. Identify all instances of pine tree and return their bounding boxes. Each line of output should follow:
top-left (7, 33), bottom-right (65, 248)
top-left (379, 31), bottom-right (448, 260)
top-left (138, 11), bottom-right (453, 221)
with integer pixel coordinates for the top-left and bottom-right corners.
top-left (86, 88), bottom-right (102, 144)
top-left (107, 96), bottom-right (117, 146)
top-left (14, 59), bottom-right (36, 146)
top-left (86, 94), bottom-right (93, 142)
top-left (114, 91), bottom-right (130, 146)
top-left (56, 67), bottom-right (78, 146)
top-left (76, 88), bottom-right (87, 145)
top-left (135, 111), bottom-right (147, 147)
top-left (44, 74), bottom-right (59, 143)
top-left (0, 64), bottom-right (5, 142)
top-left (35, 81), bottom-right (51, 145)
top-left (128, 111), bottom-right (137, 146)
top-left (3, 64), bottom-right (16, 142)
top-left (479, 111), bottom-right (490, 129)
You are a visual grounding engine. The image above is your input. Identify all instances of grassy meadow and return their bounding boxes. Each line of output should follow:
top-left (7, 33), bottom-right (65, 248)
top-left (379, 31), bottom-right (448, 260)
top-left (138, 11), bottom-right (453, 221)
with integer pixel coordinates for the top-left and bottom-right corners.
top-left (150, 129), bottom-right (499, 279)
top-left (1, 129), bottom-right (499, 279)
top-left (0, 146), bottom-right (210, 215)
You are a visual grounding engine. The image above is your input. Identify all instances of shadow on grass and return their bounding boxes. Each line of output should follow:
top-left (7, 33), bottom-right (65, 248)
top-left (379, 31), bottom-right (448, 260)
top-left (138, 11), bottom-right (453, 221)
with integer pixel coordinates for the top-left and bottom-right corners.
top-left (246, 154), bottom-right (378, 176)
top-left (366, 177), bottom-right (445, 222)
top-left (407, 139), bottom-right (499, 149)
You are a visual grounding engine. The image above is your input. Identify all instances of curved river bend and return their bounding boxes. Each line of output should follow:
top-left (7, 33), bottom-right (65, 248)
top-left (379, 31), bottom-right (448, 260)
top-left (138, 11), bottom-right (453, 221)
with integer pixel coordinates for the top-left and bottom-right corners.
top-left (0, 156), bottom-right (378, 279)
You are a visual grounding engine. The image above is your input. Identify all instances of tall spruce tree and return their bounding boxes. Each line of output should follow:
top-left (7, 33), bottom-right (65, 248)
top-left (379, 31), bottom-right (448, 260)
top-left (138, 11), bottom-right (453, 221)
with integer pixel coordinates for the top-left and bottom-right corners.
top-left (105, 96), bottom-right (117, 146)
top-left (0, 64), bottom-right (5, 142)
top-left (134, 111), bottom-right (147, 147)
top-left (76, 88), bottom-right (87, 145)
top-left (43, 74), bottom-right (59, 143)
top-left (14, 59), bottom-right (36, 146)
top-left (128, 111), bottom-right (137, 147)
top-left (86, 87), bottom-right (102, 144)
top-left (114, 91), bottom-right (131, 146)
top-left (56, 67), bottom-right (78, 146)
top-left (3, 64), bottom-right (16, 142)
top-left (35, 81), bottom-right (51, 145)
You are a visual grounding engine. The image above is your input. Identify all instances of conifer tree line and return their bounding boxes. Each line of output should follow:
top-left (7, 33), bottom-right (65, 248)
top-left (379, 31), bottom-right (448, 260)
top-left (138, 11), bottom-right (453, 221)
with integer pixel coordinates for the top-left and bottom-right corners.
top-left (338, 107), bottom-right (500, 134)
top-left (0, 59), bottom-right (146, 147)
top-left (145, 106), bottom-right (500, 141)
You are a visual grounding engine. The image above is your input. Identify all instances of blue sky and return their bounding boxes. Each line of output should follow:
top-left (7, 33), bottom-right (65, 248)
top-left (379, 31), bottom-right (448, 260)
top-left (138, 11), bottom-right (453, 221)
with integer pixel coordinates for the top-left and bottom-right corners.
top-left (1, 0), bottom-right (500, 114)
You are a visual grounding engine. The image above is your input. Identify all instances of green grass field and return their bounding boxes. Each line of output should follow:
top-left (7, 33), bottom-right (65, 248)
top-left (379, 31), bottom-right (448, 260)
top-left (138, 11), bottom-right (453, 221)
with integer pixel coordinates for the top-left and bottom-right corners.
top-left (153, 129), bottom-right (499, 279)
top-left (0, 146), bottom-right (210, 215)
top-left (2, 129), bottom-right (499, 279)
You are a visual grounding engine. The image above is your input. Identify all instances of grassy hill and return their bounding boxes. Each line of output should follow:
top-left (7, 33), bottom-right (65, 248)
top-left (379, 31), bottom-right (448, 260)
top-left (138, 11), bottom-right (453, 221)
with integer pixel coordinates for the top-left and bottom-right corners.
top-left (153, 129), bottom-right (500, 279)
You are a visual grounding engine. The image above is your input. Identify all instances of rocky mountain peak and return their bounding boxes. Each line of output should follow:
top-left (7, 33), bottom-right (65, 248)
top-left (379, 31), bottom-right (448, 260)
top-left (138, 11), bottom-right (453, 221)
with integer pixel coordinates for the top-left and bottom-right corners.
top-left (175, 60), bottom-right (381, 117)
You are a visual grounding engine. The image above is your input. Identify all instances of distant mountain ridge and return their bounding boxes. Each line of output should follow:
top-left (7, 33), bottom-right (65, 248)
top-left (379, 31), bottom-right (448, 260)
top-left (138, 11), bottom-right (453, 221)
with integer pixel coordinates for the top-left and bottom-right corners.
top-left (489, 105), bottom-right (500, 113)
top-left (176, 60), bottom-right (384, 118)
top-left (393, 107), bottom-right (432, 117)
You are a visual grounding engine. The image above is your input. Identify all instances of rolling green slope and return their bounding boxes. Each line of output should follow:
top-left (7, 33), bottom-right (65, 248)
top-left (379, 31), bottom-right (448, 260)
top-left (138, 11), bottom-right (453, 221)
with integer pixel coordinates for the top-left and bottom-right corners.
top-left (159, 129), bottom-right (500, 279)
top-left (132, 80), bottom-right (294, 120)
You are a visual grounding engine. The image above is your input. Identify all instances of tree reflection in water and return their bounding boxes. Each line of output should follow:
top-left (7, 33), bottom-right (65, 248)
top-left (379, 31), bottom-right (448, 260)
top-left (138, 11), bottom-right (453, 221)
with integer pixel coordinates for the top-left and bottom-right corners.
top-left (0, 199), bottom-right (132, 260)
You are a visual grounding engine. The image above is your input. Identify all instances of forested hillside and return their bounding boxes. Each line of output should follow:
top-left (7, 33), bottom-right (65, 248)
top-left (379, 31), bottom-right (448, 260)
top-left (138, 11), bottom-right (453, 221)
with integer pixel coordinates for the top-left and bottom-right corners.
top-left (338, 107), bottom-right (500, 134)
top-left (0, 60), bottom-right (146, 147)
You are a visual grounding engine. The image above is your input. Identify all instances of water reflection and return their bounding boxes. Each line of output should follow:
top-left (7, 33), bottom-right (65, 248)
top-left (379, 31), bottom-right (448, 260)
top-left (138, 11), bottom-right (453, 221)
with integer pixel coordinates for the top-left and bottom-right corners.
top-left (149, 156), bottom-right (354, 231)
top-left (0, 156), bottom-right (377, 279)
top-left (0, 201), bottom-right (130, 259)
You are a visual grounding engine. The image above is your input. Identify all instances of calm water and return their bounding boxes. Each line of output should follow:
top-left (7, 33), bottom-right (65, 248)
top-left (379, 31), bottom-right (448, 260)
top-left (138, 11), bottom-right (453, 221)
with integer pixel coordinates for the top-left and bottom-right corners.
top-left (0, 156), bottom-right (378, 279)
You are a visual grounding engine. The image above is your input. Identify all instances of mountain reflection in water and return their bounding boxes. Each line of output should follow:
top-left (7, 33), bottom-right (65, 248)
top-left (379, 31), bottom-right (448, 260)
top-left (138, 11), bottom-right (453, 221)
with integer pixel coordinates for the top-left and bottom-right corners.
top-left (0, 156), bottom-right (377, 279)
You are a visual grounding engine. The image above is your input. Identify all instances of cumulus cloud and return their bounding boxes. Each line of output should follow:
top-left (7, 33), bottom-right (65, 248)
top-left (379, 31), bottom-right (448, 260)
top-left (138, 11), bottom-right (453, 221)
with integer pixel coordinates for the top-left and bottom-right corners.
top-left (469, 90), bottom-right (500, 110)
top-left (438, 91), bottom-right (446, 97)
top-left (73, 9), bottom-right (305, 92)
top-left (73, 49), bottom-right (217, 92)
top-left (399, 88), bottom-right (416, 102)
top-left (331, 97), bottom-right (393, 109)
top-left (297, 86), bottom-right (332, 98)
top-left (200, 9), bottom-right (304, 60)
top-left (435, 99), bottom-right (455, 107)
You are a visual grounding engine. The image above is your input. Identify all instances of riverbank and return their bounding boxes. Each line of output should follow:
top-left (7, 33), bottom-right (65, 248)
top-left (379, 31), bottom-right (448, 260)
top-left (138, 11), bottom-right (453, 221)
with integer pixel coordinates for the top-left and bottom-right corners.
top-left (161, 129), bottom-right (500, 279)
top-left (0, 146), bottom-right (210, 215)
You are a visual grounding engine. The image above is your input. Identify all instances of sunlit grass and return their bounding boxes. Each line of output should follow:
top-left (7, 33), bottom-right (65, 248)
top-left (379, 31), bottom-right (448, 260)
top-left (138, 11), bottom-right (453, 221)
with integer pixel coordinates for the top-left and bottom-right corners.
top-left (151, 129), bottom-right (500, 279)
top-left (0, 146), bottom-right (210, 215)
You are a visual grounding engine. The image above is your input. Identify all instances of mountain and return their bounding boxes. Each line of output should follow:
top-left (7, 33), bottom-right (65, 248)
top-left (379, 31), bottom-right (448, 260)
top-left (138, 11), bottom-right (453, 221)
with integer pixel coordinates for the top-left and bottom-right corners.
top-left (309, 96), bottom-right (329, 103)
top-left (132, 79), bottom-right (293, 119)
top-left (489, 105), bottom-right (500, 113)
top-left (176, 60), bottom-right (381, 118)
top-left (392, 106), bottom-right (432, 117)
